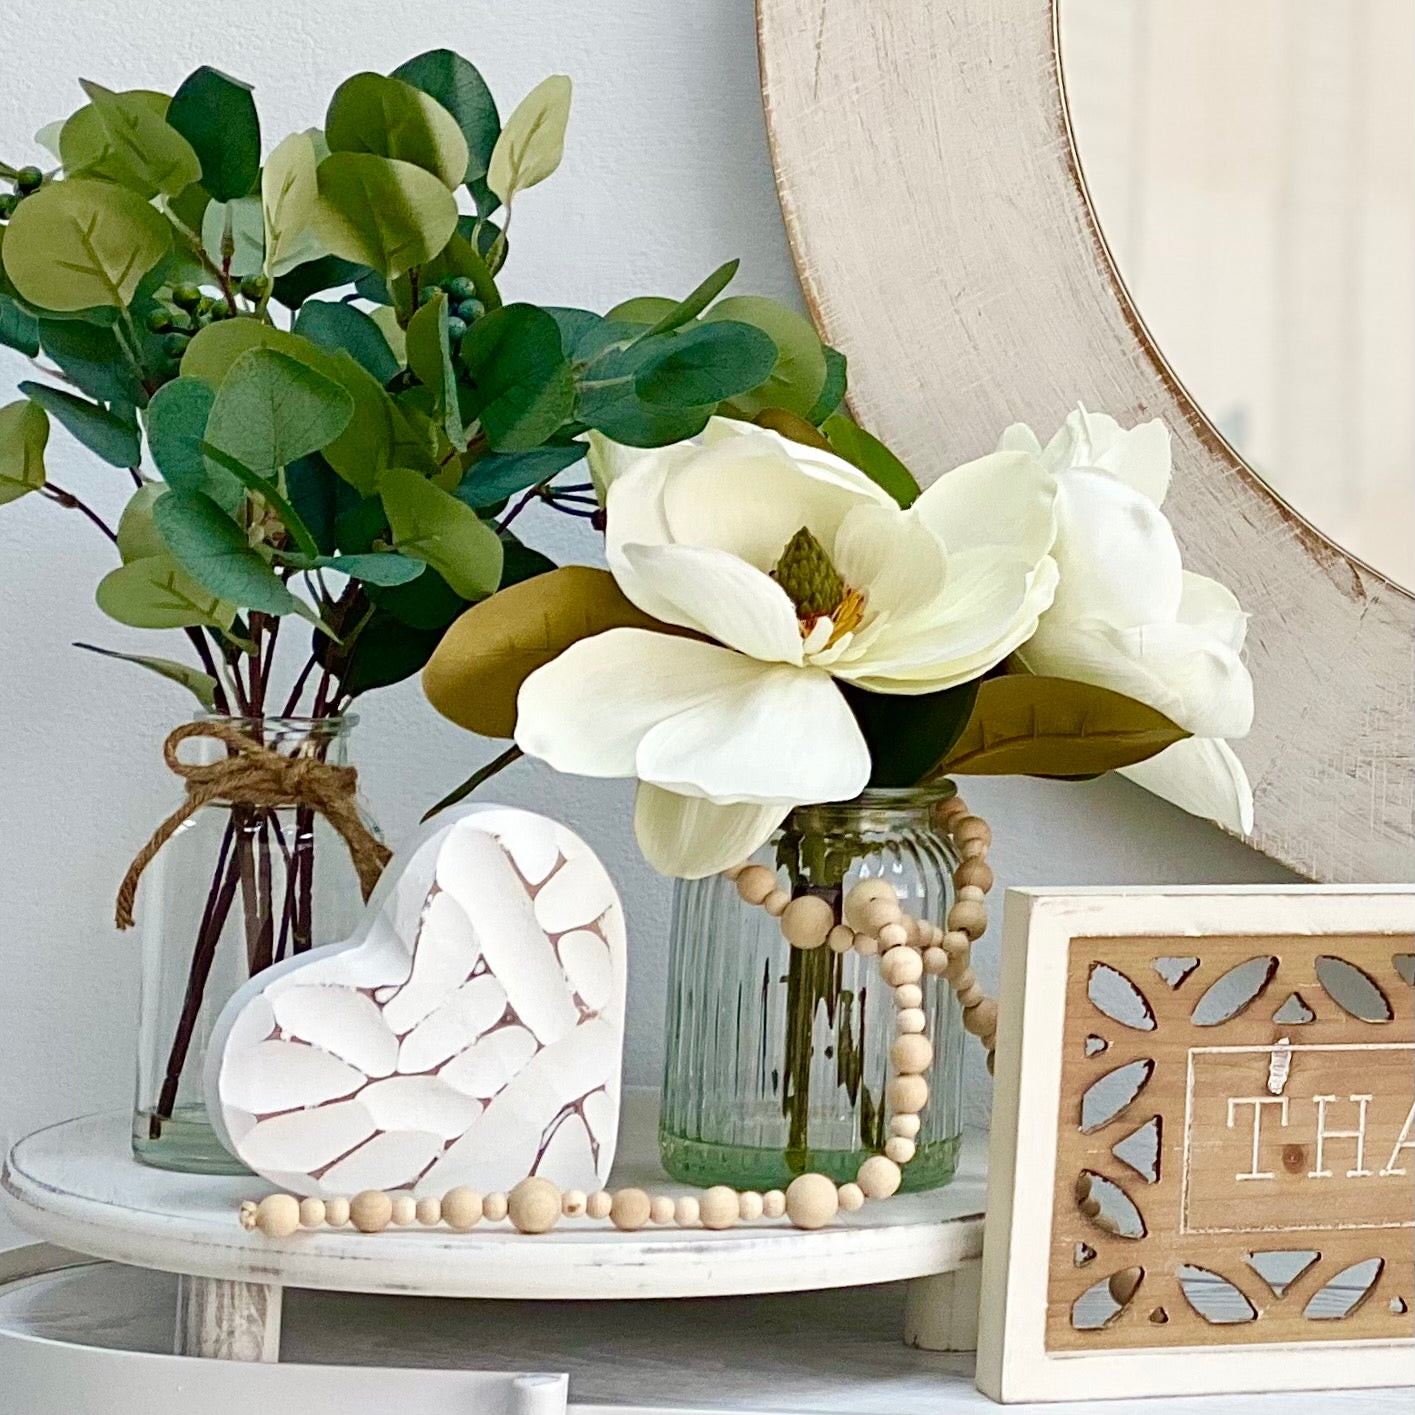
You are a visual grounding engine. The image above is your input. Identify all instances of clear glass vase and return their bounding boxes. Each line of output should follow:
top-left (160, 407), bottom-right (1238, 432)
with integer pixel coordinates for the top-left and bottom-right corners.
top-left (132, 714), bottom-right (374, 1173)
top-left (659, 784), bottom-right (965, 1193)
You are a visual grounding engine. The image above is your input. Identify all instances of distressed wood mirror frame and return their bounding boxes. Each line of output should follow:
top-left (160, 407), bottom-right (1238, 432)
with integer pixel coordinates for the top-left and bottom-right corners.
top-left (757, 0), bottom-right (1414, 884)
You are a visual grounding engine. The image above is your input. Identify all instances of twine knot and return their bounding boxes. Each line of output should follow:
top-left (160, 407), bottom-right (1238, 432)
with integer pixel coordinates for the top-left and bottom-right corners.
top-left (115, 720), bottom-right (391, 930)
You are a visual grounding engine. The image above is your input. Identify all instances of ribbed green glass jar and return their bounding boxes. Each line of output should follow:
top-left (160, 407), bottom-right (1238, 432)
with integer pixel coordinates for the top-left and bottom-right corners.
top-left (659, 785), bottom-right (965, 1193)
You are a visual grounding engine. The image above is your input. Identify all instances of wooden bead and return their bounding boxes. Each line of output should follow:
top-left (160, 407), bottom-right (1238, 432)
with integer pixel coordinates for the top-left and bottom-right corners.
top-left (890, 1113), bottom-right (922, 1139)
top-left (416, 1196), bottom-right (442, 1226)
top-left (947, 899), bottom-right (988, 939)
top-left (963, 998), bottom-right (999, 1039)
top-left (880, 946), bottom-right (923, 986)
top-left (885, 1136), bottom-right (917, 1164)
top-left (944, 949), bottom-right (972, 984)
top-left (587, 1190), bottom-right (613, 1220)
top-left (837, 1181), bottom-right (865, 1213)
top-left (843, 877), bottom-right (895, 930)
top-left (877, 921), bottom-right (909, 950)
top-left (941, 929), bottom-right (970, 955)
top-left (894, 982), bottom-right (923, 1009)
top-left (763, 1190), bottom-right (787, 1218)
top-left (735, 864), bottom-right (777, 904)
top-left (781, 894), bottom-right (835, 949)
top-left (961, 838), bottom-right (988, 860)
top-left (827, 923), bottom-right (855, 953)
top-left (650, 1195), bottom-right (676, 1225)
top-left (887, 1074), bottom-right (929, 1114)
top-left (324, 1196), bottom-right (350, 1228)
top-left (299, 1197), bottom-right (326, 1229)
top-left (954, 858), bottom-right (994, 892)
top-left (763, 889), bottom-right (791, 917)
top-left (896, 1006), bottom-right (926, 1033)
top-left (255, 1194), bottom-right (301, 1238)
top-left (483, 1192), bottom-right (508, 1223)
top-left (350, 1190), bottom-right (393, 1234)
top-left (861, 896), bottom-right (902, 934)
top-left (738, 1191), bottom-right (764, 1221)
top-left (935, 795), bottom-right (969, 824)
top-left (390, 1194), bottom-right (417, 1227)
top-left (699, 1185), bottom-right (740, 1230)
top-left (922, 946), bottom-right (948, 975)
top-left (508, 1177), bottom-right (562, 1234)
top-left (853, 930), bottom-right (879, 956)
top-left (442, 1187), bottom-right (483, 1231)
top-left (953, 815), bottom-right (992, 846)
top-left (956, 977), bottom-right (986, 1010)
top-left (785, 1173), bottom-right (839, 1230)
top-left (891, 1033), bottom-right (933, 1074)
top-left (956, 884), bottom-right (985, 903)
top-left (562, 1189), bottom-right (588, 1218)
top-left (675, 1196), bottom-right (700, 1226)
top-left (611, 1188), bottom-right (652, 1231)
top-left (856, 1154), bottom-right (902, 1199)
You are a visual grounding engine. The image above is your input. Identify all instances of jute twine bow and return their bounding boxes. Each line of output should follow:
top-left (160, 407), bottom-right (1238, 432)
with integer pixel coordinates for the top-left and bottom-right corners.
top-left (115, 720), bottom-right (392, 930)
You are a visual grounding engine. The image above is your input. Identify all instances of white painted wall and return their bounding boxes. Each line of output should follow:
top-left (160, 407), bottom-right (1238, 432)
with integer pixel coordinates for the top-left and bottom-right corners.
top-left (0, 0), bottom-right (1295, 1250)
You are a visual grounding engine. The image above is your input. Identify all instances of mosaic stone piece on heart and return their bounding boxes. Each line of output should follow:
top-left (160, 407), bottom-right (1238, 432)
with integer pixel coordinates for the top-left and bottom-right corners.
top-left (205, 805), bottom-right (627, 1198)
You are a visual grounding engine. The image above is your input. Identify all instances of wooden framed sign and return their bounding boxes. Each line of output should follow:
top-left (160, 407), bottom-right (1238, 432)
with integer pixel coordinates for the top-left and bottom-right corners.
top-left (977, 886), bottom-right (1415, 1403)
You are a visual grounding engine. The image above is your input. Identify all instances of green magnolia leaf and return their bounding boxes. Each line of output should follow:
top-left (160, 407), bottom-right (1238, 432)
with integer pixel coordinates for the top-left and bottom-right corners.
top-left (840, 680), bottom-right (980, 787)
top-left (380, 467), bottom-right (503, 600)
top-left (703, 296), bottom-right (827, 417)
top-left (293, 299), bottom-right (399, 383)
top-left (405, 292), bottom-right (466, 450)
top-left (487, 75), bottom-right (571, 203)
top-left (73, 640), bottom-right (218, 708)
top-left (636, 259), bottom-right (740, 339)
top-left (498, 532), bottom-right (556, 588)
top-left (323, 551), bottom-right (426, 585)
top-left (262, 132), bottom-right (324, 278)
top-left (328, 609), bottom-right (444, 696)
top-left (18, 381), bottom-right (139, 467)
top-left (205, 347), bottom-right (354, 476)
top-left (936, 674), bottom-right (1192, 778)
top-left (423, 565), bottom-right (666, 738)
top-left (822, 412), bottom-right (921, 508)
top-left (392, 49), bottom-right (499, 187)
top-left (115, 482), bottom-right (167, 561)
top-left (60, 86), bottom-right (198, 197)
top-left (455, 443), bottom-right (586, 507)
top-left (166, 67), bottom-right (260, 201)
top-left (805, 346), bottom-right (848, 424)
top-left (0, 297), bottom-right (40, 357)
top-left (326, 72), bottom-right (469, 189)
top-left (154, 489), bottom-right (303, 615)
top-left (633, 319), bottom-right (779, 408)
top-left (95, 551), bottom-right (235, 630)
top-left (366, 563), bottom-right (465, 628)
top-left (369, 304), bottom-right (407, 366)
top-left (311, 152), bottom-right (458, 279)
top-left (458, 303), bottom-right (574, 452)
top-left (35, 317), bottom-right (143, 404)
top-left (751, 406), bottom-right (834, 451)
top-left (2, 179), bottom-right (171, 311)
top-left (200, 194), bottom-right (264, 278)
top-left (0, 400), bottom-right (48, 505)
top-left (144, 376), bottom-right (245, 509)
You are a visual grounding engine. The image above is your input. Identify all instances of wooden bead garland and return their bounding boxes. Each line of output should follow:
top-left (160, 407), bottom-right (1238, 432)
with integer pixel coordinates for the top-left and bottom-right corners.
top-left (240, 797), bottom-right (1000, 1239)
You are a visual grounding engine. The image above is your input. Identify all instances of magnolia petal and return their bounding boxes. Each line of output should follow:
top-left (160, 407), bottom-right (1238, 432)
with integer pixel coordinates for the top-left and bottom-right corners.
top-left (912, 448), bottom-right (1057, 565)
top-left (831, 501), bottom-right (948, 625)
top-left (1179, 570), bottom-right (1249, 653)
top-left (1042, 408), bottom-right (1173, 507)
top-left (587, 429), bottom-right (640, 503)
top-left (634, 785), bottom-right (790, 878)
top-left (620, 542), bottom-right (803, 665)
top-left (703, 416), bottom-right (892, 501)
top-left (996, 422), bottom-right (1044, 458)
top-left (1120, 737), bottom-right (1254, 834)
top-left (1047, 470), bottom-right (1183, 628)
top-left (604, 442), bottom-right (699, 622)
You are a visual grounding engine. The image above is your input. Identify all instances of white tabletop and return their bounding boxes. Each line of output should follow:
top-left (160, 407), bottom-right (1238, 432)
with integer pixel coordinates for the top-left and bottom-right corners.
top-left (1, 1093), bottom-right (985, 1300)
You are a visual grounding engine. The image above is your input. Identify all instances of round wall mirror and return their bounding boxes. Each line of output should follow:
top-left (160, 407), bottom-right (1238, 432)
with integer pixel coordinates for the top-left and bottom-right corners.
top-left (1058, 0), bottom-right (1414, 589)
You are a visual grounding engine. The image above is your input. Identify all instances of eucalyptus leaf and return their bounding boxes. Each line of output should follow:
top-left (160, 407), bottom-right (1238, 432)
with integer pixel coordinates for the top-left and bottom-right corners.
top-left (36, 317), bottom-right (143, 404)
top-left (73, 640), bottom-right (218, 709)
top-left (636, 258), bottom-right (739, 339)
top-left (367, 564), bottom-right (466, 628)
top-left (380, 467), bottom-right (503, 600)
top-left (806, 346), bottom-right (848, 424)
top-left (60, 86), bottom-right (198, 197)
top-left (166, 67), bottom-right (260, 201)
top-left (197, 439), bottom-right (320, 559)
top-left (633, 319), bottom-right (778, 408)
top-left (498, 531), bottom-right (556, 588)
top-left (0, 399), bottom-right (48, 505)
top-left (405, 292), bottom-right (465, 450)
top-left (839, 680), bottom-right (980, 787)
top-left (487, 75), bottom-right (571, 204)
top-left (936, 675), bottom-right (1192, 778)
top-left (293, 299), bottom-right (399, 383)
top-left (144, 376), bottom-right (245, 508)
top-left (18, 381), bottom-right (139, 467)
top-left (310, 152), bottom-right (458, 279)
top-left (323, 551), bottom-right (426, 586)
top-left (392, 49), bottom-right (499, 186)
top-left (326, 72), bottom-right (469, 189)
top-left (95, 551), bottom-right (235, 630)
top-left (458, 303), bottom-right (574, 452)
top-left (3, 178), bottom-right (171, 311)
top-left (822, 412), bottom-right (920, 508)
top-left (261, 131), bottom-right (323, 278)
top-left (153, 488), bottom-right (302, 615)
top-left (702, 296), bottom-right (827, 417)
top-left (395, 230), bottom-right (500, 311)
top-left (285, 452), bottom-right (351, 554)
top-left (115, 482), bottom-right (167, 562)
top-left (328, 610), bottom-right (442, 696)
top-left (454, 443), bottom-right (586, 507)
top-left (272, 254), bottom-right (365, 308)
top-left (576, 337), bottom-right (712, 447)
top-left (605, 295), bottom-right (675, 324)
top-left (0, 297), bottom-right (40, 357)
top-left (200, 195), bottom-right (264, 278)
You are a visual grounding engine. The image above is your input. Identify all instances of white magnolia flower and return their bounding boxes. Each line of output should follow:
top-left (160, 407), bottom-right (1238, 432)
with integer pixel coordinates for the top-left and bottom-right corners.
top-left (1001, 408), bottom-right (1255, 834)
top-left (517, 419), bottom-right (1059, 877)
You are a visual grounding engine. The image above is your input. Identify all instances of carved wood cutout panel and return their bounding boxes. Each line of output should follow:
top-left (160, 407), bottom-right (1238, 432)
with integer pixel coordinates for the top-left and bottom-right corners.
top-left (1049, 932), bottom-right (1415, 1350)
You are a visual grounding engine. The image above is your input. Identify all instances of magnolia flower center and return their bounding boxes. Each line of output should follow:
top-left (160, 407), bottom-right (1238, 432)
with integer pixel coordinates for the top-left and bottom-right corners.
top-left (771, 526), bottom-right (867, 652)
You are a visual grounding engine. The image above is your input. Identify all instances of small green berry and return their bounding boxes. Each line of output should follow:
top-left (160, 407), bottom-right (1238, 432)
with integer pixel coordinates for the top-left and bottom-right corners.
top-left (444, 275), bottom-right (477, 301)
top-left (0, 194), bottom-right (19, 220)
top-left (172, 284), bottom-right (202, 310)
top-left (163, 331), bottom-right (192, 357)
top-left (15, 166), bottom-right (43, 195)
top-left (145, 308), bottom-right (175, 334)
top-left (456, 298), bottom-right (485, 323)
top-left (239, 274), bottom-right (270, 301)
top-left (445, 315), bottom-right (468, 342)
top-left (208, 298), bottom-right (230, 320)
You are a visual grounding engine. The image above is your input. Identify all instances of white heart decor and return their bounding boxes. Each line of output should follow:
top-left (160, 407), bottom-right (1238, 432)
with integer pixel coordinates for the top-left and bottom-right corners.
top-left (205, 804), bottom-right (627, 1198)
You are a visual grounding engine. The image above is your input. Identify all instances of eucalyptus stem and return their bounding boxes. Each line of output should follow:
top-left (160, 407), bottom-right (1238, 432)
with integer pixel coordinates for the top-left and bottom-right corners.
top-left (41, 484), bottom-right (118, 544)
